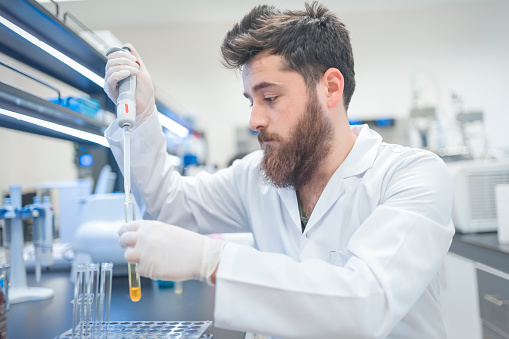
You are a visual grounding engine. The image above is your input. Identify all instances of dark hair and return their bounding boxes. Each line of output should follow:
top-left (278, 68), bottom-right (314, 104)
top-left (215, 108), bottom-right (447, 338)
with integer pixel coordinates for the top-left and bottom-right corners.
top-left (220, 1), bottom-right (355, 110)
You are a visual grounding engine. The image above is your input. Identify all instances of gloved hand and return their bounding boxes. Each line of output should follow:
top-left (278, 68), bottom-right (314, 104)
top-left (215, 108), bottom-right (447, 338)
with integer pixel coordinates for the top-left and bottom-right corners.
top-left (104, 43), bottom-right (156, 124)
top-left (118, 220), bottom-right (226, 285)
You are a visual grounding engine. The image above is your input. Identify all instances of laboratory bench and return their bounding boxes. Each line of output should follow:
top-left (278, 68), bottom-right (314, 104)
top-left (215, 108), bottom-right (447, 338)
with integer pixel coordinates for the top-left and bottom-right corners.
top-left (448, 232), bottom-right (509, 339)
top-left (6, 270), bottom-right (244, 339)
top-left (450, 232), bottom-right (509, 275)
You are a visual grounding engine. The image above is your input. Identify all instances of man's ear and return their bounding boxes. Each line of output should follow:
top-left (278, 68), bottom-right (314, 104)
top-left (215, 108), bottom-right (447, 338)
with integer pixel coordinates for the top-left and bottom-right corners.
top-left (322, 68), bottom-right (344, 109)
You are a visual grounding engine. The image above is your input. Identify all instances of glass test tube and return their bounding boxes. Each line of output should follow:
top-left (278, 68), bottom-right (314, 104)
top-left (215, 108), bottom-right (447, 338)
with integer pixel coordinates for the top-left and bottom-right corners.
top-left (72, 263), bottom-right (87, 339)
top-left (87, 263), bottom-right (100, 337)
top-left (99, 262), bottom-right (113, 337)
top-left (125, 197), bottom-right (141, 302)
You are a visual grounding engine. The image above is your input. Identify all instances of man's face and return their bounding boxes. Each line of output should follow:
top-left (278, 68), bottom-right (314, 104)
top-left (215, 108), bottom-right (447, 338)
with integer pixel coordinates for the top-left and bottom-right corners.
top-left (242, 52), bottom-right (333, 189)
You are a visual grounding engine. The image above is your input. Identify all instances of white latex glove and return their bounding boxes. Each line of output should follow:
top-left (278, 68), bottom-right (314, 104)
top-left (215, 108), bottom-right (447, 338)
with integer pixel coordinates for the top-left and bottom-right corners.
top-left (104, 43), bottom-right (156, 124)
top-left (118, 220), bottom-right (226, 285)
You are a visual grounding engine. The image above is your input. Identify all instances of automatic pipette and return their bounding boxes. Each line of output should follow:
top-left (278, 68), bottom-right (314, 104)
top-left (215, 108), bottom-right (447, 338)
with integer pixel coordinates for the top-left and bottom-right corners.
top-left (105, 46), bottom-right (141, 302)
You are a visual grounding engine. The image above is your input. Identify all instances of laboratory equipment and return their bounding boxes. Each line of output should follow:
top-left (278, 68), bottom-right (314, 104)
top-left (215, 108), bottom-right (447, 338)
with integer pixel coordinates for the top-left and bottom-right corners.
top-left (0, 265), bottom-right (9, 311)
top-left (409, 107), bottom-right (438, 150)
top-left (72, 263), bottom-right (86, 338)
top-left (496, 185), bottom-right (509, 243)
top-left (98, 262), bottom-right (113, 336)
top-left (59, 320), bottom-right (213, 338)
top-left (35, 179), bottom-right (92, 243)
top-left (72, 193), bottom-right (141, 274)
top-left (94, 165), bottom-right (117, 195)
top-left (71, 262), bottom-right (113, 338)
top-left (452, 92), bottom-right (488, 159)
top-left (447, 160), bottom-right (509, 233)
top-left (0, 185), bottom-right (54, 303)
top-left (87, 263), bottom-right (100, 337)
top-left (28, 196), bottom-right (54, 282)
top-left (174, 281), bottom-right (183, 295)
top-left (105, 46), bottom-right (140, 302)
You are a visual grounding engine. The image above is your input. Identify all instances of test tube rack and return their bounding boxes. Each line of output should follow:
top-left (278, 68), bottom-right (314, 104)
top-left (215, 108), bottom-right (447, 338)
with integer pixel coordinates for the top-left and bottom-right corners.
top-left (57, 320), bottom-right (213, 338)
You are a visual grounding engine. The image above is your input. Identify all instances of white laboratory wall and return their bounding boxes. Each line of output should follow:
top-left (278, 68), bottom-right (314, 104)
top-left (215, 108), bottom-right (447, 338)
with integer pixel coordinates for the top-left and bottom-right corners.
top-left (345, 2), bottom-right (509, 152)
top-left (102, 1), bottom-right (509, 167)
top-left (0, 127), bottom-right (77, 197)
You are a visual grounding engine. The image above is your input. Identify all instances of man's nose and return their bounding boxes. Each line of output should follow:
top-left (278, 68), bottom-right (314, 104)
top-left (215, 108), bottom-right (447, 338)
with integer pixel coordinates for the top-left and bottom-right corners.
top-left (249, 103), bottom-right (269, 132)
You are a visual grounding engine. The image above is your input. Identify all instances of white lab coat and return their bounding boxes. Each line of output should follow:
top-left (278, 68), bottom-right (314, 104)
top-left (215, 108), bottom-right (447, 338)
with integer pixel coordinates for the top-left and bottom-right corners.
top-left (105, 110), bottom-right (455, 339)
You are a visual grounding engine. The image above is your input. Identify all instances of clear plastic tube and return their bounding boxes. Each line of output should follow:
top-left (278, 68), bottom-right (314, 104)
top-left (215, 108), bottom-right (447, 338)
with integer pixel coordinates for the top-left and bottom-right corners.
top-left (31, 197), bottom-right (43, 282)
top-left (87, 263), bottom-right (100, 337)
top-left (72, 263), bottom-right (87, 339)
top-left (99, 262), bottom-right (113, 337)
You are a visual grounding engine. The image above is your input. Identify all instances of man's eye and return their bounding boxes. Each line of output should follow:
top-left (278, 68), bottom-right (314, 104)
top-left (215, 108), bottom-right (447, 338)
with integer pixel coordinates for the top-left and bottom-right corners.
top-left (265, 97), bottom-right (277, 103)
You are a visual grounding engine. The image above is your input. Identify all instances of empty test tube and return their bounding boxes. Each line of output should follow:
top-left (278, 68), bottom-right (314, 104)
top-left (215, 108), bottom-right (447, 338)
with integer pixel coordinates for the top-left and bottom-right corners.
top-left (72, 263), bottom-right (87, 339)
top-left (72, 263), bottom-right (113, 338)
top-left (98, 262), bottom-right (113, 337)
top-left (87, 263), bottom-right (100, 337)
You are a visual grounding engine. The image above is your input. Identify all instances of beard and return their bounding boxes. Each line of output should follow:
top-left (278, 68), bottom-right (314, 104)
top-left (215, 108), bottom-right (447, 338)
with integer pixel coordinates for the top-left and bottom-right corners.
top-left (258, 90), bottom-right (334, 190)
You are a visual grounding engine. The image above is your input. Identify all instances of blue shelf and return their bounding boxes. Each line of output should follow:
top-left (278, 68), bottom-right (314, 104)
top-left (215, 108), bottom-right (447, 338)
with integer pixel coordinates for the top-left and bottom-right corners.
top-left (0, 0), bottom-right (195, 139)
top-left (0, 81), bottom-right (107, 144)
top-left (0, 0), bottom-right (110, 108)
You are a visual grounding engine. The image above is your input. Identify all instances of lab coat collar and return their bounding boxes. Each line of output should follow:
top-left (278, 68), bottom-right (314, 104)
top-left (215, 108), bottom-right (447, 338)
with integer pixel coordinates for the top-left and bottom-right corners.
top-left (302, 124), bottom-right (383, 231)
top-left (275, 124), bottom-right (383, 232)
top-left (340, 124), bottom-right (383, 179)
top-left (277, 188), bottom-right (301, 230)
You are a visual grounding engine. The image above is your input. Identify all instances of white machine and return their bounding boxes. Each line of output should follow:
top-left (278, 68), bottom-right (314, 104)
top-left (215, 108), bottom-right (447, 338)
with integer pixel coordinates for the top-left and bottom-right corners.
top-left (72, 193), bottom-right (141, 275)
top-left (35, 179), bottom-right (93, 243)
top-left (447, 160), bottom-right (509, 233)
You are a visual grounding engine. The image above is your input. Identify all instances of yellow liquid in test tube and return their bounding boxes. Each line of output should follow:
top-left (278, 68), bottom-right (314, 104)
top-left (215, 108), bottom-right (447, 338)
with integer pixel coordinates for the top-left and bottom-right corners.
top-left (128, 262), bottom-right (141, 302)
top-left (130, 286), bottom-right (141, 302)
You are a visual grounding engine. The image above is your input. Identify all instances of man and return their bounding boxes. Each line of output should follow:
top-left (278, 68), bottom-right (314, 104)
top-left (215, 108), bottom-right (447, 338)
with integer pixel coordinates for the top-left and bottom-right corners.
top-left (104, 2), bottom-right (454, 338)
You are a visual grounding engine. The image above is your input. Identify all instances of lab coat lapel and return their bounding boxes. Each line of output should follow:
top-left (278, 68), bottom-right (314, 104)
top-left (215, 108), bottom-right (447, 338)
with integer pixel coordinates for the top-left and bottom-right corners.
top-left (305, 124), bottom-right (382, 231)
top-left (277, 188), bottom-right (302, 232)
top-left (305, 168), bottom-right (345, 231)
